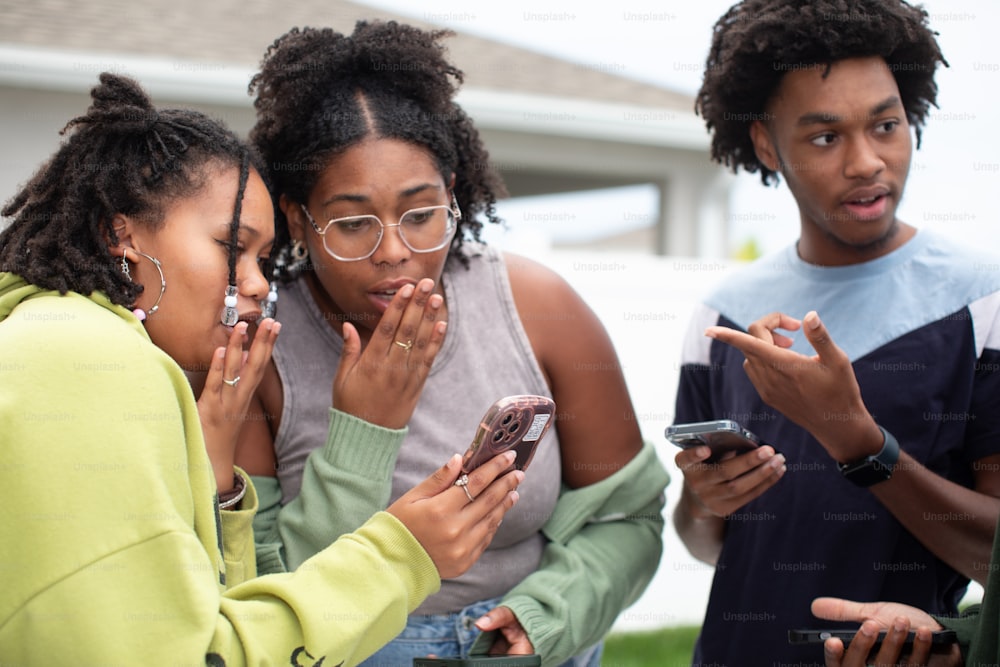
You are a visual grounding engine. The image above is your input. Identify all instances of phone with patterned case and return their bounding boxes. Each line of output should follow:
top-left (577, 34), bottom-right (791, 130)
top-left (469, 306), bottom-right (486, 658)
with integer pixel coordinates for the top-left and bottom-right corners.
top-left (461, 395), bottom-right (556, 474)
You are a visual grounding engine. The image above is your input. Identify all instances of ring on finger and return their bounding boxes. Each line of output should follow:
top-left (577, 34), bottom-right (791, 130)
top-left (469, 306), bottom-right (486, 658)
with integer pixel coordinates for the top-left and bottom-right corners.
top-left (394, 339), bottom-right (413, 352)
top-left (222, 375), bottom-right (241, 387)
top-left (454, 473), bottom-right (475, 502)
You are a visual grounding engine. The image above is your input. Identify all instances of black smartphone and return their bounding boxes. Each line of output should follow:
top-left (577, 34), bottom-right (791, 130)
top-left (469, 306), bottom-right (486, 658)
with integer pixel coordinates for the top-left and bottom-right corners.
top-left (413, 655), bottom-right (541, 666)
top-left (788, 628), bottom-right (958, 648)
top-left (665, 419), bottom-right (763, 460)
top-left (461, 395), bottom-right (556, 474)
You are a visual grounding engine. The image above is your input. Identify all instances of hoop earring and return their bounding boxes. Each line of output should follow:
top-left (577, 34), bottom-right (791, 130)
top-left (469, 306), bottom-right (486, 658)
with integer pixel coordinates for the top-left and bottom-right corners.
top-left (121, 250), bottom-right (166, 322)
top-left (290, 239), bottom-right (308, 262)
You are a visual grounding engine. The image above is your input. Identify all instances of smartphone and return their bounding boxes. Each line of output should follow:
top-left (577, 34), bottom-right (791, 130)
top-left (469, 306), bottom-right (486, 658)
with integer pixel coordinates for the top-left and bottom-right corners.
top-left (665, 419), bottom-right (762, 460)
top-left (413, 656), bottom-right (541, 666)
top-left (461, 395), bottom-right (556, 474)
top-left (788, 628), bottom-right (958, 648)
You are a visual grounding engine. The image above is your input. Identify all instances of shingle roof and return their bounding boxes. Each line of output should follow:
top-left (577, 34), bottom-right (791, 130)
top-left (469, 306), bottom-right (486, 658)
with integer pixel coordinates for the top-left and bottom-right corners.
top-left (0, 0), bottom-right (693, 111)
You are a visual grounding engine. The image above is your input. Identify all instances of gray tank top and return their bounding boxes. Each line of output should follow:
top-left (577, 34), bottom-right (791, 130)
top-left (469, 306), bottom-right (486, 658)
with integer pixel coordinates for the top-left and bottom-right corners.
top-left (272, 243), bottom-right (561, 614)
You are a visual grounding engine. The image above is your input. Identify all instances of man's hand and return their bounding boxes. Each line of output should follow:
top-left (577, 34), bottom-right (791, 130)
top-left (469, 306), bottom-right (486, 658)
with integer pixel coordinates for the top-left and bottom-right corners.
top-left (706, 311), bottom-right (883, 462)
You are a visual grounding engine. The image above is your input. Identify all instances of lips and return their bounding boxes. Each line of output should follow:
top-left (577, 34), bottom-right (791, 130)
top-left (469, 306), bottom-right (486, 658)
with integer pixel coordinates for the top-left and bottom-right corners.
top-left (367, 278), bottom-right (416, 311)
top-left (841, 185), bottom-right (891, 221)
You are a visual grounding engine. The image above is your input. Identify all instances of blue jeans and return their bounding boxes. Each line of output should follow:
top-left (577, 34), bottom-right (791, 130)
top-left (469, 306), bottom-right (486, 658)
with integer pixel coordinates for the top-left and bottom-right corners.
top-left (357, 596), bottom-right (604, 667)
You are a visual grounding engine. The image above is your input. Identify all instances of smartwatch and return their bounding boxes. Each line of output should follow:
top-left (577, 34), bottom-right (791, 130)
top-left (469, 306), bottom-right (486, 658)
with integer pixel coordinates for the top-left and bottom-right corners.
top-left (838, 426), bottom-right (899, 487)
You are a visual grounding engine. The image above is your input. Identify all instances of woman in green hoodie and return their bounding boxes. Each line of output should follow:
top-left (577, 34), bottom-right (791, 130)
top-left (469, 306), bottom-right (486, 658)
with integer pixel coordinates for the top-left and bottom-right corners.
top-left (0, 72), bottom-right (522, 666)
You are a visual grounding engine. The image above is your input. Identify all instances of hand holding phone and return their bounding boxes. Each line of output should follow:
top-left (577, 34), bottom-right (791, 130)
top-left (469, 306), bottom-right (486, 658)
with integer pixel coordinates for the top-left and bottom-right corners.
top-left (665, 419), bottom-right (763, 461)
top-left (461, 395), bottom-right (556, 474)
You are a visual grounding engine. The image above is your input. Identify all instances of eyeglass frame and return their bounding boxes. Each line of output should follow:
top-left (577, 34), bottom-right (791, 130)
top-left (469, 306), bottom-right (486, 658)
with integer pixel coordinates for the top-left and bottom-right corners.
top-left (299, 192), bottom-right (462, 262)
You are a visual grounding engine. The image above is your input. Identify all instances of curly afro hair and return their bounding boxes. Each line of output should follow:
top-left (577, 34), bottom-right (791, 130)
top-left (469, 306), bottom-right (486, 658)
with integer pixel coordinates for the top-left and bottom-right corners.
top-left (1, 73), bottom-right (263, 308)
top-left (696, 0), bottom-right (947, 185)
top-left (249, 20), bottom-right (507, 276)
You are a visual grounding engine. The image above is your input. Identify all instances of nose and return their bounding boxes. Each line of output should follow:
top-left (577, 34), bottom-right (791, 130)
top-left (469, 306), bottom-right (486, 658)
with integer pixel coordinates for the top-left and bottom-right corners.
top-left (370, 222), bottom-right (411, 265)
top-left (843, 136), bottom-right (885, 180)
top-left (240, 259), bottom-right (271, 302)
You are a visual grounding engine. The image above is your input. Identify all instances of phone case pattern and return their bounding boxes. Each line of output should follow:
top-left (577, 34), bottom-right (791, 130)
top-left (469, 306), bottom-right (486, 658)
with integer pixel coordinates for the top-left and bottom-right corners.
top-left (462, 395), bottom-right (556, 474)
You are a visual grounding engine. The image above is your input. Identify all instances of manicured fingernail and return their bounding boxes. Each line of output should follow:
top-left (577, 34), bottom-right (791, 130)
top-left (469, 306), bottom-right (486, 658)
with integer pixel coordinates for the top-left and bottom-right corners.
top-left (419, 280), bottom-right (432, 293)
top-left (272, 322), bottom-right (282, 334)
top-left (806, 311), bottom-right (821, 329)
top-left (504, 451), bottom-right (517, 463)
top-left (704, 328), bottom-right (717, 339)
top-left (399, 284), bottom-right (414, 298)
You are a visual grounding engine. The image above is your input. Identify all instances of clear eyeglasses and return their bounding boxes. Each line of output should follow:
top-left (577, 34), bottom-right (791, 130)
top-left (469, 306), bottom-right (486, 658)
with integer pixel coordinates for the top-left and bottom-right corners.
top-left (300, 194), bottom-right (461, 262)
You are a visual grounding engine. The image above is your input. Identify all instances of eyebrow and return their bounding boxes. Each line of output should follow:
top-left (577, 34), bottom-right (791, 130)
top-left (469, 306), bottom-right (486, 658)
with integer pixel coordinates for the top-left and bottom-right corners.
top-left (797, 96), bottom-right (902, 126)
top-left (319, 183), bottom-right (443, 208)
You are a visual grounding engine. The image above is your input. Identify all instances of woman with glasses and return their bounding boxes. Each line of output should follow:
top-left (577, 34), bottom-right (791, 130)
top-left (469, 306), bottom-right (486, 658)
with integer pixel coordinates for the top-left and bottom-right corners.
top-left (0, 72), bottom-right (522, 665)
top-left (238, 21), bottom-right (670, 667)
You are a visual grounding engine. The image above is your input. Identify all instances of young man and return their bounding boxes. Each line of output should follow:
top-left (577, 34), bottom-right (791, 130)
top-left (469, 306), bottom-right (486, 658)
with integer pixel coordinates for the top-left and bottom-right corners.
top-left (672, 1), bottom-right (1000, 665)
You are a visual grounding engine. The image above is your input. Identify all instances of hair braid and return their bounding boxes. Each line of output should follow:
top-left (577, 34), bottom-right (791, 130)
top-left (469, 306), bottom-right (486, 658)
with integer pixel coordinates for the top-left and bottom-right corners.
top-left (1, 73), bottom-right (267, 307)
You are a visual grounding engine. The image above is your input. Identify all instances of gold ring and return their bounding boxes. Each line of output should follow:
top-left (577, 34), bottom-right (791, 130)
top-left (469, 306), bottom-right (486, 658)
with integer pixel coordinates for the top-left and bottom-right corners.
top-left (222, 375), bottom-right (241, 387)
top-left (394, 339), bottom-right (413, 351)
top-left (454, 473), bottom-right (475, 502)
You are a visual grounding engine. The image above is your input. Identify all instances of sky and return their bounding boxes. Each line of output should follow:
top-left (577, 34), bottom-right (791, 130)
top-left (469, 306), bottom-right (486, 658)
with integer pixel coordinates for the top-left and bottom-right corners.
top-left (359, 0), bottom-right (1000, 258)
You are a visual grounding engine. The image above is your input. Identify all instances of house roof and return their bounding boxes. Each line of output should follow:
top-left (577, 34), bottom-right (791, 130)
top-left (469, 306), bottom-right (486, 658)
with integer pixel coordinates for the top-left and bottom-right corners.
top-left (0, 0), bottom-right (693, 111)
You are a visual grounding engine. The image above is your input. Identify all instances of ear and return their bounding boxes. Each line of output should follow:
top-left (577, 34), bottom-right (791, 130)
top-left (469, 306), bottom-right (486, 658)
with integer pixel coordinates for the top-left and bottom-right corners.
top-left (107, 213), bottom-right (138, 259)
top-left (279, 194), bottom-right (307, 243)
top-left (749, 120), bottom-right (781, 173)
top-left (446, 172), bottom-right (456, 190)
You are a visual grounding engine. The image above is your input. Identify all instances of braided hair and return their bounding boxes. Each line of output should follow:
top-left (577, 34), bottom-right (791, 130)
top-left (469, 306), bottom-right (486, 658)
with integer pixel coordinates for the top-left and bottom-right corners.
top-left (696, 0), bottom-right (947, 185)
top-left (0, 72), bottom-right (265, 308)
top-left (249, 20), bottom-right (507, 277)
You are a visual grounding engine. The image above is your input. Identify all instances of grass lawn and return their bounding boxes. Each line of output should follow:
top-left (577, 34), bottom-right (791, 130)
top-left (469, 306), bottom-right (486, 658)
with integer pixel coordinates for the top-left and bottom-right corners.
top-left (600, 625), bottom-right (700, 667)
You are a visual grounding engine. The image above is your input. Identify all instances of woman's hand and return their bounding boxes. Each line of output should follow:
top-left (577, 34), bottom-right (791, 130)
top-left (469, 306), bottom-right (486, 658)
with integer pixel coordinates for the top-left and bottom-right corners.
top-left (198, 318), bottom-right (281, 492)
top-left (474, 605), bottom-right (535, 655)
top-left (387, 450), bottom-right (523, 580)
top-left (333, 278), bottom-right (446, 429)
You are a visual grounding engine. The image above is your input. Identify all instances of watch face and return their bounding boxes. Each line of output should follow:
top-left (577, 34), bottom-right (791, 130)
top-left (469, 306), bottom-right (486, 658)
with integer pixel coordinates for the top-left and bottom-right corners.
top-left (840, 459), bottom-right (893, 487)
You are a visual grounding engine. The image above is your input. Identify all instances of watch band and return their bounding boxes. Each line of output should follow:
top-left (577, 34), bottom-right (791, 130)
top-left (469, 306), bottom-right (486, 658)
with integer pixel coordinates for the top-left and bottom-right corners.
top-left (838, 426), bottom-right (900, 487)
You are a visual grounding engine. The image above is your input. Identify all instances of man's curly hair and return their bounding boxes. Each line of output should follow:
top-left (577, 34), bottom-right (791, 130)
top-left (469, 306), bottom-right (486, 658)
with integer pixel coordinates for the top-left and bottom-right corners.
top-left (249, 20), bottom-right (507, 276)
top-left (696, 0), bottom-right (947, 185)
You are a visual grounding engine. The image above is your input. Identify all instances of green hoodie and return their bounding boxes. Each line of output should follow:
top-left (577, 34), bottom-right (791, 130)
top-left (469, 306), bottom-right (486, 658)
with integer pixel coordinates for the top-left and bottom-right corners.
top-left (0, 273), bottom-right (439, 666)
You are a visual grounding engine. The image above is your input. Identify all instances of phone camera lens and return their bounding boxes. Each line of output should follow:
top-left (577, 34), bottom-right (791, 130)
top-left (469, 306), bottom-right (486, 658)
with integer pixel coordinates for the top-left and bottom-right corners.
top-left (492, 430), bottom-right (505, 442)
top-left (502, 414), bottom-right (513, 425)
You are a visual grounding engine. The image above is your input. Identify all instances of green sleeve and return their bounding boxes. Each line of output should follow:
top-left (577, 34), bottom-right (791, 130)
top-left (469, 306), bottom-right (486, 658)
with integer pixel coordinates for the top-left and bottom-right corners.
top-left (2, 510), bottom-right (440, 666)
top-left (935, 511), bottom-right (1000, 664)
top-left (252, 408), bottom-right (406, 573)
top-left (217, 467), bottom-right (259, 585)
top-left (934, 605), bottom-right (980, 663)
top-left (471, 442), bottom-right (670, 666)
